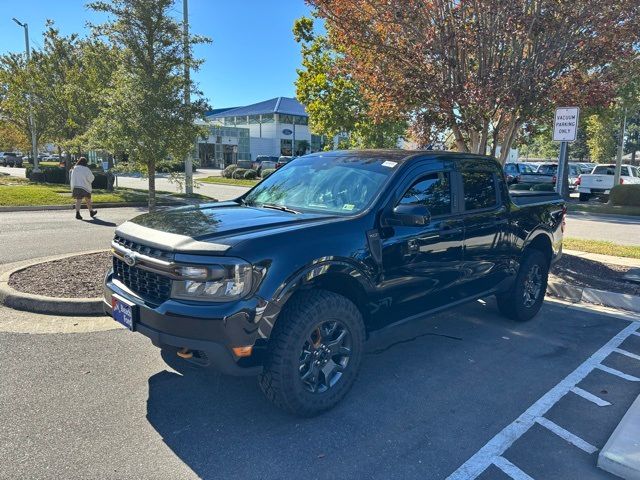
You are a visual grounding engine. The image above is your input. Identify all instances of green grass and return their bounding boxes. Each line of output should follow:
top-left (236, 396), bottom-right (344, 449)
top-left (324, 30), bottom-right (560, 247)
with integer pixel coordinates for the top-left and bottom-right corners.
top-left (564, 238), bottom-right (640, 259)
top-left (200, 176), bottom-right (259, 187)
top-left (0, 176), bottom-right (209, 206)
top-left (567, 202), bottom-right (640, 217)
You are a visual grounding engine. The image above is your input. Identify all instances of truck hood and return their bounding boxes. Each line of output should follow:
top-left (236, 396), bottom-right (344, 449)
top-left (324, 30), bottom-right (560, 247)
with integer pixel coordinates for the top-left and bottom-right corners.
top-left (116, 202), bottom-right (335, 253)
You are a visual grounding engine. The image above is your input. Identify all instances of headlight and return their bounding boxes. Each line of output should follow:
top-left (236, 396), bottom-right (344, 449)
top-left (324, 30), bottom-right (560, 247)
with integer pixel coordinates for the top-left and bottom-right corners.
top-left (171, 260), bottom-right (253, 302)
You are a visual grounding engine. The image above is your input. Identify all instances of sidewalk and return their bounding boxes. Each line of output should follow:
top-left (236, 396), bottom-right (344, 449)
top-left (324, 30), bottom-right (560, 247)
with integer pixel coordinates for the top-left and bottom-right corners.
top-left (564, 249), bottom-right (640, 268)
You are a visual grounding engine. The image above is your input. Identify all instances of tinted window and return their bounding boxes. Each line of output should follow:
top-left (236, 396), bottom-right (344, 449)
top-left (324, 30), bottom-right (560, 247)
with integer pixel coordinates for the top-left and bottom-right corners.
top-left (463, 171), bottom-right (497, 211)
top-left (504, 164), bottom-right (516, 174)
top-left (537, 164), bottom-right (558, 175)
top-left (398, 172), bottom-right (451, 217)
top-left (518, 164), bottom-right (536, 173)
top-left (593, 165), bottom-right (616, 175)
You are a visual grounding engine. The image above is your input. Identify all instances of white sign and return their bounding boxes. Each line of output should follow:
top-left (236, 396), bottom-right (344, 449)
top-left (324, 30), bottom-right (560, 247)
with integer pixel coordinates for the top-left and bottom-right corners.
top-left (553, 107), bottom-right (580, 142)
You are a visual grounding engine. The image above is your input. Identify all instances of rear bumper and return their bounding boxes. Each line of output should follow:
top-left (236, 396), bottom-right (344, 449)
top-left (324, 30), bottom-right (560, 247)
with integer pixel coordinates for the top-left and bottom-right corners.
top-left (104, 272), bottom-right (264, 376)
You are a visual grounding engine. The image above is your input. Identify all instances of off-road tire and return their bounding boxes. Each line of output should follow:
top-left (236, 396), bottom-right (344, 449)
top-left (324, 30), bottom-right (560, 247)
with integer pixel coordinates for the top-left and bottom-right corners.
top-left (496, 249), bottom-right (549, 322)
top-left (258, 290), bottom-right (365, 417)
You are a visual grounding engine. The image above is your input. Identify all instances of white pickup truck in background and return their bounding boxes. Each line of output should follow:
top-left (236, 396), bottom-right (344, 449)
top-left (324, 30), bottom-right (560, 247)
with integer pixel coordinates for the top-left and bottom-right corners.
top-left (577, 164), bottom-right (640, 201)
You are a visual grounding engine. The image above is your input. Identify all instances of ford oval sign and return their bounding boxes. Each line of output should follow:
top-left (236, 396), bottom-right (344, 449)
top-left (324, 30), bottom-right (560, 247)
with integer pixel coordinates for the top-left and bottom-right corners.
top-left (282, 129), bottom-right (293, 135)
top-left (123, 251), bottom-right (137, 267)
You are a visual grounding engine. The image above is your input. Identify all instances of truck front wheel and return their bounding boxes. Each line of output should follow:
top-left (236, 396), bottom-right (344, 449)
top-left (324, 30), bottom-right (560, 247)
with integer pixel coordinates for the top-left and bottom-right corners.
top-left (258, 290), bottom-right (365, 416)
top-left (579, 193), bottom-right (591, 202)
top-left (496, 250), bottom-right (549, 322)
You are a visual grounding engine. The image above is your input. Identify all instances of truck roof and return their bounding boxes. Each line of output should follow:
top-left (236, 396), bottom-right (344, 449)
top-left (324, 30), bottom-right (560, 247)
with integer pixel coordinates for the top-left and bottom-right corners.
top-left (315, 149), bottom-right (497, 164)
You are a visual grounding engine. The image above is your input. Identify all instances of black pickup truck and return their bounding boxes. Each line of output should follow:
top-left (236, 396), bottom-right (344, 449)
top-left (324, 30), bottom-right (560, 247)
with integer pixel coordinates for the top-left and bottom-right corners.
top-left (104, 151), bottom-right (565, 416)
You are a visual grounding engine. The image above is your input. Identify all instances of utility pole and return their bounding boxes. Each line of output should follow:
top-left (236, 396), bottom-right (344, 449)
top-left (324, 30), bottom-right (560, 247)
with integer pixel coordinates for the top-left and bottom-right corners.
top-left (183, 0), bottom-right (193, 194)
top-left (613, 108), bottom-right (627, 187)
top-left (13, 18), bottom-right (39, 173)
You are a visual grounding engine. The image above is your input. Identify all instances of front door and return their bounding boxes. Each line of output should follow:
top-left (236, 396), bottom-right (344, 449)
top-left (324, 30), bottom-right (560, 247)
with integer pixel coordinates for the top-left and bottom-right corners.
top-left (376, 168), bottom-right (465, 326)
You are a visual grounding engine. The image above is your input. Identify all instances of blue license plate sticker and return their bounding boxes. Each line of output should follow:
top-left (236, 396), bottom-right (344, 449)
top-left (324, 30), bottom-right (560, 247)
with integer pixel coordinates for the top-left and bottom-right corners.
top-left (112, 297), bottom-right (134, 330)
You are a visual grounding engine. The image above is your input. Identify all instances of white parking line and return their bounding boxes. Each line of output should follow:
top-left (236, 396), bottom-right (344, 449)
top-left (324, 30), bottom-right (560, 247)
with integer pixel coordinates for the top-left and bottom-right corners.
top-left (493, 457), bottom-right (535, 480)
top-left (570, 386), bottom-right (611, 407)
top-left (535, 417), bottom-right (598, 454)
top-left (614, 348), bottom-right (640, 362)
top-left (446, 322), bottom-right (640, 480)
top-left (595, 364), bottom-right (640, 382)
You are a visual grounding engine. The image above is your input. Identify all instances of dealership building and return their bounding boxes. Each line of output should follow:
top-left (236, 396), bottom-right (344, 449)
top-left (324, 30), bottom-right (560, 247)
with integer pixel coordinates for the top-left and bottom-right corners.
top-left (197, 97), bottom-right (324, 168)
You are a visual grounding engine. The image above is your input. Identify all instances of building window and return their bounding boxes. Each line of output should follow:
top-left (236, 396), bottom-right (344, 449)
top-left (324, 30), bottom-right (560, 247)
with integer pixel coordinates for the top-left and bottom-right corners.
top-left (235, 115), bottom-right (248, 125)
top-left (296, 116), bottom-right (309, 126)
top-left (261, 113), bottom-right (274, 123)
top-left (249, 115), bottom-right (261, 124)
top-left (279, 114), bottom-right (294, 125)
top-left (280, 139), bottom-right (293, 156)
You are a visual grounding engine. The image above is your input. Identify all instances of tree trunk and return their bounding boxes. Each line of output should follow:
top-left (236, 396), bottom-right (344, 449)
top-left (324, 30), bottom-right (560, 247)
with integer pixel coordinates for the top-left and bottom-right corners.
top-left (148, 162), bottom-right (156, 212)
top-left (632, 150), bottom-right (637, 165)
top-left (451, 123), bottom-right (469, 152)
top-left (478, 119), bottom-right (489, 155)
top-left (499, 118), bottom-right (522, 164)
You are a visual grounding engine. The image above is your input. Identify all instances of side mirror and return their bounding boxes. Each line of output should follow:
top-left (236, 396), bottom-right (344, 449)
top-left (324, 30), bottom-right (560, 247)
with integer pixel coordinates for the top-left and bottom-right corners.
top-left (389, 204), bottom-right (431, 227)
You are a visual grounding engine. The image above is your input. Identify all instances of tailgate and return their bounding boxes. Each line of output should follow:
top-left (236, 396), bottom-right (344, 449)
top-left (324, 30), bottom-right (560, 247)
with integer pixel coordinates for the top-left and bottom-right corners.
top-left (581, 174), bottom-right (613, 189)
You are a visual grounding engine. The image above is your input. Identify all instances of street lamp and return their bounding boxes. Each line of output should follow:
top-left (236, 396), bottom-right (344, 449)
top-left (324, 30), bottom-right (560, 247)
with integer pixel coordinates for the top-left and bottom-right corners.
top-left (12, 17), bottom-right (39, 173)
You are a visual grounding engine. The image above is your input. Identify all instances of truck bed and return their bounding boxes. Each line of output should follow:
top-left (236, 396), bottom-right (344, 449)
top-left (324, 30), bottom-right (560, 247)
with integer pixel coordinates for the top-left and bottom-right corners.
top-left (509, 190), bottom-right (562, 207)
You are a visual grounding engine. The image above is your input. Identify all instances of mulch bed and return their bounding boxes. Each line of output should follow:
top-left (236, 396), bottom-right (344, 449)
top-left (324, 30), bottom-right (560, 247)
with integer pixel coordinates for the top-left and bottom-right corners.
top-left (550, 254), bottom-right (640, 296)
top-left (9, 251), bottom-right (112, 298)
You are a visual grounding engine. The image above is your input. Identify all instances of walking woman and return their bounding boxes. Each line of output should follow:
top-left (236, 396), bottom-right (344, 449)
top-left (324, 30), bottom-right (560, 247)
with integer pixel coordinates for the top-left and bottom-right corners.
top-left (70, 157), bottom-right (97, 220)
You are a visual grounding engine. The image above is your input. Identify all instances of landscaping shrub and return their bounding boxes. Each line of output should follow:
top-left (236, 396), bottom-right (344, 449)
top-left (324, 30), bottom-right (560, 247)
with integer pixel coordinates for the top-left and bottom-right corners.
top-left (26, 165), bottom-right (67, 184)
top-left (261, 168), bottom-right (276, 179)
top-left (222, 165), bottom-right (238, 178)
top-left (531, 183), bottom-right (555, 191)
top-left (510, 183), bottom-right (533, 191)
top-left (243, 169), bottom-right (258, 180)
top-left (232, 168), bottom-right (248, 179)
top-left (609, 184), bottom-right (640, 207)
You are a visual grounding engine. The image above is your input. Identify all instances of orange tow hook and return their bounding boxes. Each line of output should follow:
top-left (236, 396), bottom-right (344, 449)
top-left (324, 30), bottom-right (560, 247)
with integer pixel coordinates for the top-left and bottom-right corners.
top-left (177, 347), bottom-right (193, 359)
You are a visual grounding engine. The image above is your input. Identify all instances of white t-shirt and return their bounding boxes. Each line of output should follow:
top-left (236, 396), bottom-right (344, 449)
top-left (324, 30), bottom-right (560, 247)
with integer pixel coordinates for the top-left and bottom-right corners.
top-left (70, 165), bottom-right (95, 193)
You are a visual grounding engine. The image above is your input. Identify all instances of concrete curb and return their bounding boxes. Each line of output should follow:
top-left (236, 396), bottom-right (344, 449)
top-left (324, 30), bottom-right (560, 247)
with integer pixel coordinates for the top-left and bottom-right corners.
top-left (547, 279), bottom-right (640, 313)
top-left (598, 394), bottom-right (640, 479)
top-left (0, 201), bottom-right (182, 212)
top-left (0, 250), bottom-right (107, 316)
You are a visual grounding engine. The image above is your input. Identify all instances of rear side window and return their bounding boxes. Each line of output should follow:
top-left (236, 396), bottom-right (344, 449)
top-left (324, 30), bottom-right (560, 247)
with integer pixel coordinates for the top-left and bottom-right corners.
top-left (398, 172), bottom-right (452, 217)
top-left (462, 171), bottom-right (497, 211)
top-left (593, 165), bottom-right (616, 175)
top-left (537, 164), bottom-right (558, 175)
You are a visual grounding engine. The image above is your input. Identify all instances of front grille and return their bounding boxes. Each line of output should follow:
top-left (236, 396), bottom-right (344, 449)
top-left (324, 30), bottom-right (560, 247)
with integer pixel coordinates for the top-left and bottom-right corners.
top-left (113, 234), bottom-right (173, 261)
top-left (113, 257), bottom-right (171, 303)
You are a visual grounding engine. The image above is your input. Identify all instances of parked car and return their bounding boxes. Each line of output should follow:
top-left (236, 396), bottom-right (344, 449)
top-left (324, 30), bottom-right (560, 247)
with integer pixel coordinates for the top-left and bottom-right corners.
top-left (252, 155), bottom-right (278, 174)
top-left (104, 150), bottom-right (565, 416)
top-left (517, 162), bottom-right (582, 189)
top-left (276, 155), bottom-right (294, 169)
top-left (504, 162), bottom-right (537, 184)
top-left (577, 162), bottom-right (596, 174)
top-left (0, 152), bottom-right (22, 167)
top-left (577, 164), bottom-right (640, 201)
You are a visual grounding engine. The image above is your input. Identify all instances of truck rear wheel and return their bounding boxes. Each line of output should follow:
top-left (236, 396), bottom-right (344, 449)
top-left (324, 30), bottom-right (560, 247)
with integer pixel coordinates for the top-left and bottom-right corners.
top-left (579, 193), bottom-right (591, 202)
top-left (496, 250), bottom-right (549, 322)
top-left (258, 290), bottom-right (365, 417)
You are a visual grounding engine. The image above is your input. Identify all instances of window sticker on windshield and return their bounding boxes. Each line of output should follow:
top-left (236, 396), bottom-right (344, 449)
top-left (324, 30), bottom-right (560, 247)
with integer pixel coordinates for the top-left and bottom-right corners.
top-left (342, 204), bottom-right (355, 211)
top-left (382, 161), bottom-right (397, 168)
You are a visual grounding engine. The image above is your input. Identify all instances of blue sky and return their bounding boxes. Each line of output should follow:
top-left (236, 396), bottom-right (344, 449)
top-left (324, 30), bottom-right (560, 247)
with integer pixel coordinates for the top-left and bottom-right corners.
top-left (0, 0), bottom-right (314, 108)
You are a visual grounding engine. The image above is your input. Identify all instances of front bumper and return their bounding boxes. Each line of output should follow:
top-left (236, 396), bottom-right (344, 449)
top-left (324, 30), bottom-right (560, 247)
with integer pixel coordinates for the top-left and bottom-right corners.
top-left (104, 272), bottom-right (266, 376)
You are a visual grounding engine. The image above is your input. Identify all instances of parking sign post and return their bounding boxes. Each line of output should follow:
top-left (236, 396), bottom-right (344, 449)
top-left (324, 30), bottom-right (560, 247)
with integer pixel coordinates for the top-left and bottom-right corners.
top-left (553, 107), bottom-right (580, 199)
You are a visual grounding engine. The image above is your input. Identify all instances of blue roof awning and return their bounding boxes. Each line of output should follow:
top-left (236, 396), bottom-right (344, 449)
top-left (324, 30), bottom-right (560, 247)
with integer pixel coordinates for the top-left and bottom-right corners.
top-left (206, 97), bottom-right (308, 119)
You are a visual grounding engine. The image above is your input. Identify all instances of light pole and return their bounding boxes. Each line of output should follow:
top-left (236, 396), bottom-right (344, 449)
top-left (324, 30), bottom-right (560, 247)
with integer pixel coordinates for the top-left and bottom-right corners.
top-left (12, 17), bottom-right (39, 173)
top-left (182, 0), bottom-right (193, 194)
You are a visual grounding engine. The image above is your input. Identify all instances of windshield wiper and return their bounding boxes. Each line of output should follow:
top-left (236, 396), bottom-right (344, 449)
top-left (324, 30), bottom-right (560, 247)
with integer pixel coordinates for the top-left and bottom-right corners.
top-left (260, 203), bottom-right (300, 214)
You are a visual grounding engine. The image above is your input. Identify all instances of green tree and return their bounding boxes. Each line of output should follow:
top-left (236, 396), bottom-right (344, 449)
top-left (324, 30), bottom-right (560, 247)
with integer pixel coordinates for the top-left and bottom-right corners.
top-left (586, 113), bottom-right (617, 163)
top-left (88, 0), bottom-right (209, 210)
top-left (0, 52), bottom-right (51, 157)
top-left (293, 16), bottom-right (405, 149)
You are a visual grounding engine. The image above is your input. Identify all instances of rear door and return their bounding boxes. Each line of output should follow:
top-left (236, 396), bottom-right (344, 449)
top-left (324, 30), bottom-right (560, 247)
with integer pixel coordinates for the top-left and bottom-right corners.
top-left (458, 160), bottom-right (513, 297)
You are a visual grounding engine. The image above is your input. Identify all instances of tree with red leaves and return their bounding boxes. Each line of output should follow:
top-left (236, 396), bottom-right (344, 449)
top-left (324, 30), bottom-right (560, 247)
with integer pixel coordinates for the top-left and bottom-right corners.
top-left (309, 0), bottom-right (640, 162)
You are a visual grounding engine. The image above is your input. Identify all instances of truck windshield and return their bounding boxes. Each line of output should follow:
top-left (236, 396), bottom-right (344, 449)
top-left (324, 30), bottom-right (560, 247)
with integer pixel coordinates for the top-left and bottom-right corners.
top-left (243, 154), bottom-right (397, 215)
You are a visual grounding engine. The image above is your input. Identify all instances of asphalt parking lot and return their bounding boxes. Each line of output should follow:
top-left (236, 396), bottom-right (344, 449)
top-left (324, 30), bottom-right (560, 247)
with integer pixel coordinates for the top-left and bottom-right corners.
top-left (1, 298), bottom-right (639, 480)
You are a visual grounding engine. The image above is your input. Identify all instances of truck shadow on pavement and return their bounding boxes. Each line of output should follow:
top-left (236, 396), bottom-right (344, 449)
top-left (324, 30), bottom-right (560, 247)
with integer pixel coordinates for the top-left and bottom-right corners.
top-left (143, 299), bottom-right (627, 479)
